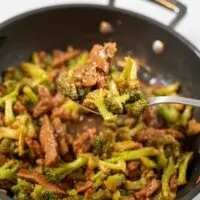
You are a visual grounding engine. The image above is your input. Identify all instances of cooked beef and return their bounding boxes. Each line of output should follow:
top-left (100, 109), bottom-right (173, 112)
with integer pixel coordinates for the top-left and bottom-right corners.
top-left (142, 107), bottom-right (164, 128)
top-left (17, 169), bottom-right (65, 195)
top-left (39, 115), bottom-right (59, 166)
top-left (25, 137), bottom-right (43, 157)
top-left (52, 93), bottom-right (65, 108)
top-left (136, 128), bottom-right (185, 142)
top-left (146, 179), bottom-right (161, 197)
top-left (0, 112), bottom-right (4, 126)
top-left (75, 181), bottom-right (93, 193)
top-left (0, 153), bottom-right (7, 166)
top-left (52, 118), bottom-right (68, 156)
top-left (52, 49), bottom-right (80, 67)
top-left (85, 168), bottom-right (94, 181)
top-left (127, 161), bottom-right (141, 181)
top-left (33, 85), bottom-right (53, 118)
top-left (13, 101), bottom-right (26, 114)
top-left (73, 128), bottom-right (96, 154)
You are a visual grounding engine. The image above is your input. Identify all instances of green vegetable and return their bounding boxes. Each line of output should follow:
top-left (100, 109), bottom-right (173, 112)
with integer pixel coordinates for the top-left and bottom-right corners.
top-left (0, 138), bottom-right (16, 155)
top-left (153, 82), bottom-right (180, 96)
top-left (180, 105), bottom-right (193, 127)
top-left (177, 152), bottom-right (193, 185)
top-left (161, 158), bottom-right (176, 199)
top-left (44, 156), bottom-right (87, 183)
top-left (125, 179), bottom-right (144, 191)
top-left (31, 184), bottom-right (63, 200)
top-left (158, 104), bottom-right (180, 124)
top-left (108, 147), bottom-right (159, 163)
top-left (23, 86), bottom-right (38, 104)
top-left (104, 174), bottom-right (125, 191)
top-left (0, 160), bottom-right (21, 182)
top-left (12, 178), bottom-right (34, 200)
top-left (4, 97), bottom-right (15, 125)
top-left (141, 157), bottom-right (157, 169)
top-left (98, 160), bottom-right (126, 173)
top-left (126, 99), bottom-right (148, 118)
top-left (83, 89), bottom-right (117, 121)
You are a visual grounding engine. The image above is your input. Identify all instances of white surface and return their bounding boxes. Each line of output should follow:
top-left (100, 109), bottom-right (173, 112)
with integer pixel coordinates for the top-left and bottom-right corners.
top-left (0, 0), bottom-right (200, 199)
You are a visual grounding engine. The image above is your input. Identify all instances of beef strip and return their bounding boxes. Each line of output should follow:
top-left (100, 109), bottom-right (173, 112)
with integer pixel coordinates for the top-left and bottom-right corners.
top-left (39, 115), bottom-right (59, 166)
top-left (52, 49), bottom-right (81, 67)
top-left (73, 128), bottom-right (96, 154)
top-left (25, 137), bottom-right (43, 157)
top-left (85, 168), bottom-right (94, 181)
top-left (84, 188), bottom-right (93, 199)
top-left (33, 85), bottom-right (53, 118)
top-left (0, 112), bottom-right (4, 126)
top-left (17, 169), bottom-right (65, 195)
top-left (146, 179), bottom-right (161, 197)
top-left (135, 128), bottom-right (185, 143)
top-left (170, 173), bottom-right (177, 193)
top-left (52, 118), bottom-right (68, 156)
top-left (13, 101), bottom-right (26, 114)
top-left (51, 107), bottom-right (69, 121)
top-left (52, 93), bottom-right (65, 108)
top-left (142, 107), bottom-right (164, 128)
top-left (126, 161), bottom-right (141, 181)
top-left (0, 153), bottom-right (7, 166)
top-left (75, 181), bottom-right (93, 193)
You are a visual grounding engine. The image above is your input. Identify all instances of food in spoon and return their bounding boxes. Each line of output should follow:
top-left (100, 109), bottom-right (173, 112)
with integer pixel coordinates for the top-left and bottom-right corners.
top-left (0, 43), bottom-right (199, 200)
top-left (58, 42), bottom-right (148, 121)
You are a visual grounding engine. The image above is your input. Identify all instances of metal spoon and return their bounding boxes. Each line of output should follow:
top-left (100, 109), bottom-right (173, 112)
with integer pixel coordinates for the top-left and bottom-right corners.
top-left (76, 96), bottom-right (200, 115)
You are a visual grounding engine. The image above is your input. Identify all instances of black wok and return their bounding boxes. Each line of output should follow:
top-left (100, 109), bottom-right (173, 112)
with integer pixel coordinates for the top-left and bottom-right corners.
top-left (0, 0), bottom-right (200, 199)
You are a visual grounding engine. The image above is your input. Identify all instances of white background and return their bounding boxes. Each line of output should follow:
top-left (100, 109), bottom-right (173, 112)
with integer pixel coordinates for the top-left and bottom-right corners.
top-left (0, 0), bottom-right (200, 199)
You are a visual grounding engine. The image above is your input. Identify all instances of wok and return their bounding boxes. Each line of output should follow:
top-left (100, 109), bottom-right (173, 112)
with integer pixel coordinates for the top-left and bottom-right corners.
top-left (0, 0), bottom-right (200, 199)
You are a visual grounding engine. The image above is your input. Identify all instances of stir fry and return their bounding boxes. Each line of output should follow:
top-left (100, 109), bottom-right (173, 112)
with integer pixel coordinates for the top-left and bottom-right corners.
top-left (0, 43), bottom-right (199, 200)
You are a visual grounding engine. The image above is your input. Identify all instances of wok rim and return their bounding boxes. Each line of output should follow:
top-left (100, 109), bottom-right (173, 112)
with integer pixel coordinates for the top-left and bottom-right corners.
top-left (0, 4), bottom-right (199, 59)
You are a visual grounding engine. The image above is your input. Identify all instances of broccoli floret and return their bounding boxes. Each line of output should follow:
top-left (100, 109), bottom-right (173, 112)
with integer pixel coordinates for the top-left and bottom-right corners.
top-left (104, 174), bottom-right (125, 191)
top-left (105, 93), bottom-right (130, 115)
top-left (0, 160), bottom-right (21, 182)
top-left (92, 129), bottom-right (115, 158)
top-left (83, 89), bottom-right (117, 121)
top-left (44, 156), bottom-right (87, 183)
top-left (125, 99), bottom-right (148, 118)
top-left (0, 138), bottom-right (16, 155)
top-left (12, 178), bottom-right (34, 200)
top-left (3, 67), bottom-right (22, 82)
top-left (31, 184), bottom-right (63, 200)
top-left (158, 104), bottom-right (180, 124)
top-left (58, 73), bottom-right (89, 101)
top-left (21, 62), bottom-right (48, 86)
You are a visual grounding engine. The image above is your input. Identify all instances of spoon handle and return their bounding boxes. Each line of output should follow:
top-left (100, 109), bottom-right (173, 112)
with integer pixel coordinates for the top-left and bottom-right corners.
top-left (149, 96), bottom-right (200, 107)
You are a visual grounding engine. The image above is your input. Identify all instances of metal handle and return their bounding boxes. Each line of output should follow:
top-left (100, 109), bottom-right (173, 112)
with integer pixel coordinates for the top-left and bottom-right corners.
top-left (109, 0), bottom-right (187, 29)
top-left (149, 96), bottom-right (200, 107)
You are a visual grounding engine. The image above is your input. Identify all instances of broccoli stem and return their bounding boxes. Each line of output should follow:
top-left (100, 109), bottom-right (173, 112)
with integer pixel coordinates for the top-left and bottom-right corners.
top-left (94, 98), bottom-right (117, 121)
top-left (177, 152), bottom-right (193, 186)
top-left (4, 97), bottom-right (15, 125)
top-left (23, 86), bottom-right (38, 104)
top-left (109, 80), bottom-right (119, 95)
top-left (113, 190), bottom-right (121, 200)
top-left (153, 82), bottom-right (180, 96)
top-left (125, 179), bottom-right (144, 191)
top-left (114, 141), bottom-right (140, 152)
top-left (161, 157), bottom-right (176, 198)
top-left (157, 148), bottom-right (168, 169)
top-left (130, 123), bottom-right (145, 137)
top-left (108, 147), bottom-right (159, 163)
top-left (0, 127), bottom-right (19, 139)
top-left (158, 104), bottom-right (180, 124)
top-left (141, 157), bottom-right (157, 169)
top-left (45, 156), bottom-right (87, 183)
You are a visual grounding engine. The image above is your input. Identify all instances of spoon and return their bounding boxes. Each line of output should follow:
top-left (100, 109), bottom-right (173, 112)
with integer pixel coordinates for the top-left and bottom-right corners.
top-left (0, 192), bottom-right (13, 200)
top-left (75, 96), bottom-right (200, 115)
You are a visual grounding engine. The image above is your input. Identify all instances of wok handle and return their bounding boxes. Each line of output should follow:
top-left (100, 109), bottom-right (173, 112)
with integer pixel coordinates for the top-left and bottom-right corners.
top-left (108, 0), bottom-right (187, 29)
